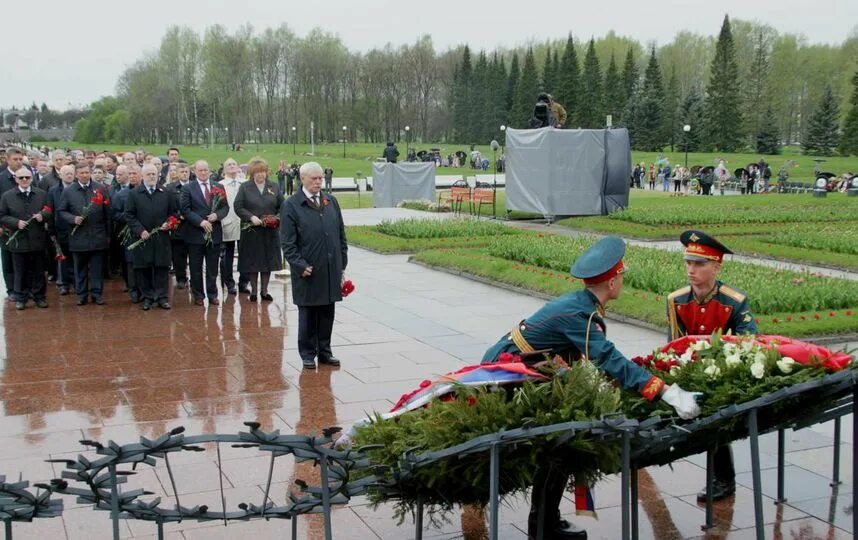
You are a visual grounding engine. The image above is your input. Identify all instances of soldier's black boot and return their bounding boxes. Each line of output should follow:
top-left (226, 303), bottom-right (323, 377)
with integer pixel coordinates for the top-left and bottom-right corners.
top-left (697, 445), bottom-right (736, 502)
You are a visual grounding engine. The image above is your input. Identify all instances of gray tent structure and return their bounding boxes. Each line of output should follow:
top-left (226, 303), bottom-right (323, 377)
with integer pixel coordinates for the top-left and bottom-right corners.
top-left (371, 162), bottom-right (436, 207)
top-left (505, 127), bottom-right (632, 218)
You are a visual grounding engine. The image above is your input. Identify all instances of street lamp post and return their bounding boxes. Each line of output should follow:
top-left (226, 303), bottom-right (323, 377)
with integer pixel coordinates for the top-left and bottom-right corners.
top-left (499, 125), bottom-right (506, 170)
top-left (225, 127), bottom-right (229, 150)
top-left (291, 126), bottom-right (296, 155)
top-left (683, 124), bottom-right (691, 169)
top-left (405, 125), bottom-right (410, 160)
top-left (255, 127), bottom-right (260, 153)
top-left (342, 126), bottom-right (347, 158)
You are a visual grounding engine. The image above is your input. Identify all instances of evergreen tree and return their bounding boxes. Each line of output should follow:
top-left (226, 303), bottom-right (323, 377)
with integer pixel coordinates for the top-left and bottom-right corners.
top-left (679, 86), bottom-right (705, 152)
top-left (743, 31), bottom-right (771, 143)
top-left (640, 47), bottom-right (666, 150)
top-left (489, 54), bottom-right (509, 137)
top-left (506, 53), bottom-right (520, 120)
top-left (755, 105), bottom-right (781, 154)
top-left (551, 51), bottom-right (561, 95)
top-left (578, 39), bottom-right (603, 128)
top-left (542, 48), bottom-right (556, 94)
top-left (703, 15), bottom-right (743, 151)
top-left (802, 84), bottom-right (840, 156)
top-left (603, 52), bottom-right (623, 124)
top-left (511, 48), bottom-right (540, 128)
top-left (472, 52), bottom-right (489, 140)
top-left (838, 70), bottom-right (858, 156)
top-left (556, 35), bottom-right (580, 127)
top-left (452, 46), bottom-right (474, 142)
top-left (623, 81), bottom-right (663, 151)
top-left (664, 66), bottom-right (680, 151)
top-left (620, 48), bottom-right (638, 116)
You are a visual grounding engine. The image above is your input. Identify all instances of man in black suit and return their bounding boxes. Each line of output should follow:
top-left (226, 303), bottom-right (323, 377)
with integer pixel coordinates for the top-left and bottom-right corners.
top-left (112, 164), bottom-right (142, 302)
top-left (0, 167), bottom-right (51, 310)
top-left (170, 162), bottom-right (191, 289)
top-left (58, 163), bottom-right (111, 305)
top-left (181, 160), bottom-right (228, 306)
top-left (125, 164), bottom-right (177, 310)
top-left (0, 147), bottom-right (25, 300)
top-left (47, 164), bottom-right (76, 295)
top-left (280, 162), bottom-right (348, 369)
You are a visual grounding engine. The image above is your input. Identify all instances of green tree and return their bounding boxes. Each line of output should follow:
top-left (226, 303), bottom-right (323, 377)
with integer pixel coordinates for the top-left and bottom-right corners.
top-left (664, 66), bottom-right (680, 151)
top-left (619, 48), bottom-right (638, 121)
top-left (556, 35), bottom-right (580, 127)
top-left (506, 53), bottom-right (520, 118)
top-left (542, 47), bottom-right (556, 93)
top-left (622, 81), bottom-right (663, 151)
top-left (511, 48), bottom-right (540, 128)
top-left (603, 52), bottom-right (623, 124)
top-left (755, 105), bottom-right (781, 154)
top-left (802, 84), bottom-right (840, 156)
top-left (838, 70), bottom-right (858, 156)
top-left (452, 46), bottom-right (473, 142)
top-left (472, 51), bottom-right (489, 140)
top-left (679, 86), bottom-right (705, 152)
top-left (578, 39), bottom-right (603, 128)
top-left (640, 47), bottom-right (666, 150)
top-left (703, 15), bottom-right (744, 151)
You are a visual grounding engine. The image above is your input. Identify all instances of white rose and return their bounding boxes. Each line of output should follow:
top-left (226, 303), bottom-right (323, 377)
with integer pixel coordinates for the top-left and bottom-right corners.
top-left (754, 351), bottom-right (767, 364)
top-left (776, 357), bottom-right (796, 374)
top-left (741, 340), bottom-right (754, 353)
top-left (679, 349), bottom-right (694, 365)
top-left (704, 365), bottom-right (721, 379)
top-left (724, 353), bottom-right (742, 367)
top-left (669, 365), bottom-right (681, 377)
top-left (723, 343), bottom-right (739, 356)
top-left (750, 361), bottom-right (766, 379)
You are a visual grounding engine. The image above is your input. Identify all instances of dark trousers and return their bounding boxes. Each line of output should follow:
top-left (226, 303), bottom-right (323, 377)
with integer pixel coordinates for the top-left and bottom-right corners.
top-left (126, 262), bottom-right (140, 298)
top-left (135, 266), bottom-right (169, 302)
top-left (171, 238), bottom-right (189, 284)
top-left (220, 241), bottom-right (247, 290)
top-left (1, 247), bottom-right (13, 296)
top-left (11, 251), bottom-right (46, 301)
top-left (44, 245), bottom-right (56, 280)
top-left (286, 179), bottom-right (293, 196)
top-left (188, 243), bottom-right (220, 300)
top-left (72, 250), bottom-right (104, 299)
top-left (674, 180), bottom-right (681, 192)
top-left (56, 241), bottom-right (74, 287)
top-left (528, 461), bottom-right (567, 531)
top-left (324, 177), bottom-right (332, 192)
top-left (712, 445), bottom-right (735, 482)
top-left (702, 183), bottom-right (712, 196)
top-left (298, 303), bottom-right (336, 361)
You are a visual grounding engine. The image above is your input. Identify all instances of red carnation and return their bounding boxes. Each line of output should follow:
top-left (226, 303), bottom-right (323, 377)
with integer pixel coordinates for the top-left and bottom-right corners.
top-left (341, 279), bottom-right (355, 297)
top-left (814, 313), bottom-right (821, 320)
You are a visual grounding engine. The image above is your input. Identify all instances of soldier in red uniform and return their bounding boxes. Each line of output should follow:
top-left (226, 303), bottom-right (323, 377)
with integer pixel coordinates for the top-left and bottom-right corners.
top-left (667, 230), bottom-right (756, 501)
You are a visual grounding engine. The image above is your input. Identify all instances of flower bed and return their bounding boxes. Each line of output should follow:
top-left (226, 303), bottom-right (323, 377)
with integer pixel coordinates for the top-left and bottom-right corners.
top-left (376, 217), bottom-right (521, 239)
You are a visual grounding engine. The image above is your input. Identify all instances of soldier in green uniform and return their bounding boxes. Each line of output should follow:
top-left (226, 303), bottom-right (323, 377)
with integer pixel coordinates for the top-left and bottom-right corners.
top-left (666, 230), bottom-right (756, 502)
top-left (483, 236), bottom-right (701, 540)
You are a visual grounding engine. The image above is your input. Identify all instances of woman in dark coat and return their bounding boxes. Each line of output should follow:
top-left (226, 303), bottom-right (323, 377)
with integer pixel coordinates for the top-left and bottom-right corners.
top-left (234, 159), bottom-right (283, 302)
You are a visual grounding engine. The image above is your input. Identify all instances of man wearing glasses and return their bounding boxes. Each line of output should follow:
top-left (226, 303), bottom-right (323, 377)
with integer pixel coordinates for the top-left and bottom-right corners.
top-left (0, 147), bottom-right (26, 300)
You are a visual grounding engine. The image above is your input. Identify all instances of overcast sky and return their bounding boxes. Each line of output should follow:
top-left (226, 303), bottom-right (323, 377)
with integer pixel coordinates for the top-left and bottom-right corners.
top-left (6, 0), bottom-right (857, 110)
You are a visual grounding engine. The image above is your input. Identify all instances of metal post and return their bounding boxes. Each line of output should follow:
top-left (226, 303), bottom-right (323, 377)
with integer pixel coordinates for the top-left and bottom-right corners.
top-left (852, 383), bottom-right (857, 537)
top-left (703, 449), bottom-right (714, 529)
top-left (5, 520), bottom-right (12, 540)
top-left (621, 432), bottom-right (631, 540)
top-left (164, 453), bottom-right (182, 517)
top-left (319, 453), bottom-right (333, 540)
top-left (777, 429), bottom-right (786, 502)
top-left (630, 464), bottom-right (639, 540)
top-left (489, 442), bottom-right (500, 540)
top-left (415, 496), bottom-right (424, 540)
top-left (831, 418), bottom-right (842, 486)
top-left (748, 409), bottom-right (765, 540)
top-left (108, 463), bottom-right (121, 540)
top-left (157, 520), bottom-right (164, 540)
top-left (291, 515), bottom-right (297, 540)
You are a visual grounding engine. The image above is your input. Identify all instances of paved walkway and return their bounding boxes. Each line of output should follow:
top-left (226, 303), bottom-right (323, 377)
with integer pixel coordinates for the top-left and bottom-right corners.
top-left (0, 207), bottom-right (852, 538)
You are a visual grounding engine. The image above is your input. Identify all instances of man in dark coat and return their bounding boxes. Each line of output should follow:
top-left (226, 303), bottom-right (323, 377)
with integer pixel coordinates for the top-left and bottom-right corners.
top-left (382, 142), bottom-right (399, 163)
top-left (47, 164), bottom-right (75, 295)
top-left (170, 162), bottom-right (192, 289)
top-left (0, 167), bottom-right (51, 309)
top-left (112, 165), bottom-right (142, 302)
top-left (125, 164), bottom-right (177, 310)
top-left (0, 147), bottom-right (25, 300)
top-left (181, 160), bottom-right (229, 306)
top-left (280, 162), bottom-right (348, 369)
top-left (58, 163), bottom-right (111, 305)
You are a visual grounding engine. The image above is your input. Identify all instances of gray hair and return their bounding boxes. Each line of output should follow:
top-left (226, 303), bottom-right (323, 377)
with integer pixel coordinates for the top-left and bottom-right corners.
top-left (141, 164), bottom-right (158, 175)
top-left (300, 161), bottom-right (323, 178)
top-left (193, 159), bottom-right (209, 171)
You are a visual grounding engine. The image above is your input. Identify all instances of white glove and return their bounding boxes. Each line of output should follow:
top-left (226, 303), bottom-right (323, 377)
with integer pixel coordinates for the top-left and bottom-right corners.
top-left (661, 384), bottom-right (701, 420)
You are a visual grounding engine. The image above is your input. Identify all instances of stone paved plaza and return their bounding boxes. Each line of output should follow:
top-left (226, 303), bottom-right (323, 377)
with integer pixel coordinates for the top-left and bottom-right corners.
top-left (0, 208), bottom-right (854, 539)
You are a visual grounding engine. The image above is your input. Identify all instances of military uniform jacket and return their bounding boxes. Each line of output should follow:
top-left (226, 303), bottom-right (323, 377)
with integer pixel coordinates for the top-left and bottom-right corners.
top-left (58, 182), bottom-right (111, 252)
top-left (180, 180), bottom-right (229, 245)
top-left (482, 289), bottom-right (664, 400)
top-left (280, 191), bottom-right (348, 307)
top-left (667, 280), bottom-right (757, 340)
top-left (0, 187), bottom-right (51, 252)
top-left (124, 184), bottom-right (177, 269)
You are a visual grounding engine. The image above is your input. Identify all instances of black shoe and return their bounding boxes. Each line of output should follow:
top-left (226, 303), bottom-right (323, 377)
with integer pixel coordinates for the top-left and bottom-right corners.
top-left (129, 291), bottom-right (141, 304)
top-left (176, 281), bottom-right (187, 290)
top-left (142, 300), bottom-right (152, 311)
top-left (35, 299), bottom-right (48, 308)
top-left (158, 301), bottom-right (171, 310)
top-left (696, 479), bottom-right (736, 502)
top-left (93, 297), bottom-right (105, 305)
top-left (238, 286), bottom-right (251, 294)
top-left (260, 293), bottom-right (273, 302)
top-left (227, 288), bottom-right (238, 295)
top-left (47, 275), bottom-right (56, 283)
top-left (527, 518), bottom-right (587, 539)
top-left (77, 297), bottom-right (88, 306)
top-left (249, 294), bottom-right (257, 302)
top-left (15, 301), bottom-right (25, 311)
top-left (302, 358), bottom-right (317, 369)
top-left (58, 286), bottom-right (69, 296)
top-left (318, 356), bottom-right (341, 366)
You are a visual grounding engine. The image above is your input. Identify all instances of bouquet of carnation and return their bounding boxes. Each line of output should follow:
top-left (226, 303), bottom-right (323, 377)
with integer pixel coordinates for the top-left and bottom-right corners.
top-left (204, 186), bottom-right (227, 245)
top-left (341, 279), bottom-right (355, 297)
top-left (625, 333), bottom-right (853, 418)
top-left (52, 238), bottom-right (66, 261)
top-left (72, 189), bottom-right (109, 235)
top-left (241, 214), bottom-right (279, 231)
top-left (127, 216), bottom-right (181, 250)
top-left (7, 204), bottom-right (52, 247)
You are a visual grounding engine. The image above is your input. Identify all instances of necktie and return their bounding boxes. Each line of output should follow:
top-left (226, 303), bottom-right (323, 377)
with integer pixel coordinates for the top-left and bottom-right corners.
top-left (201, 182), bottom-right (210, 203)
top-left (312, 195), bottom-right (319, 207)
top-left (148, 187), bottom-right (154, 196)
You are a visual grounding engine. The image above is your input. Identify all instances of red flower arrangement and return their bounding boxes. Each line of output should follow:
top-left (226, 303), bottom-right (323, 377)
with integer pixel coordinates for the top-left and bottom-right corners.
top-left (341, 279), bottom-right (355, 297)
top-left (203, 187), bottom-right (227, 245)
top-left (322, 196), bottom-right (330, 207)
top-left (241, 214), bottom-right (280, 231)
top-left (52, 238), bottom-right (66, 261)
top-left (72, 189), bottom-right (109, 235)
top-left (7, 204), bottom-right (53, 247)
top-left (127, 215), bottom-right (181, 250)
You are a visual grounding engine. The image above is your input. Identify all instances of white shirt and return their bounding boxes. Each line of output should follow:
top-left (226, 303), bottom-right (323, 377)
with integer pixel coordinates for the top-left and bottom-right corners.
top-left (302, 187), bottom-right (320, 205)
